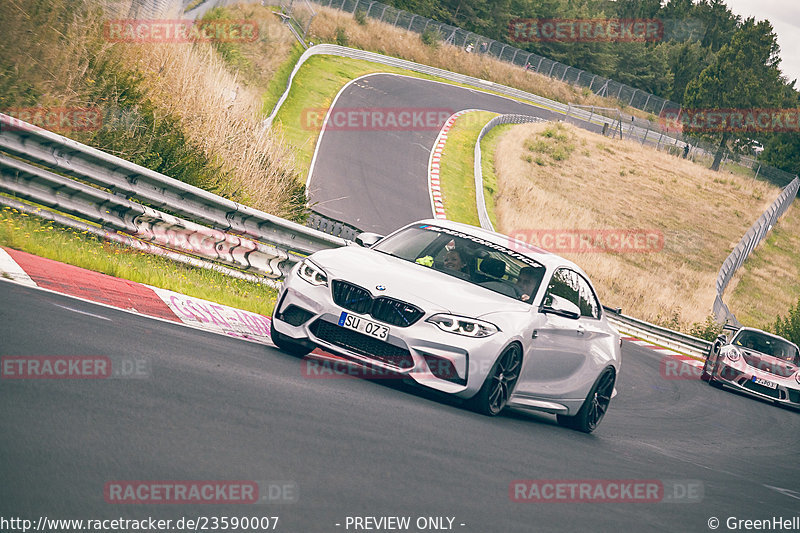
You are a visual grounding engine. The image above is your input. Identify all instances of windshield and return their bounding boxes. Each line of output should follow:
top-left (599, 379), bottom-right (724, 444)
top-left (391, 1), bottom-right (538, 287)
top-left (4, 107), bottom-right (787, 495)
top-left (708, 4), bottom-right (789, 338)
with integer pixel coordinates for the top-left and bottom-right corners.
top-left (373, 224), bottom-right (546, 303)
top-left (733, 330), bottom-right (799, 363)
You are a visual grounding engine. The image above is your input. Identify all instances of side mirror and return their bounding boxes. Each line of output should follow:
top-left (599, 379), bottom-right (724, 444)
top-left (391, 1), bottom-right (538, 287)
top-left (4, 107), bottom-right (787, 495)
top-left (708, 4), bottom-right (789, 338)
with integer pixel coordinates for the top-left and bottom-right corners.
top-left (355, 232), bottom-right (384, 247)
top-left (540, 294), bottom-right (581, 320)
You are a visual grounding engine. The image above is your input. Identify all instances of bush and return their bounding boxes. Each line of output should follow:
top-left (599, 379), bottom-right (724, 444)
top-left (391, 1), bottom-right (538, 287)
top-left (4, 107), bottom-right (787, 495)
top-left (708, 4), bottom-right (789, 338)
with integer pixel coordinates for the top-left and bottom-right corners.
top-left (689, 315), bottom-right (724, 341)
top-left (335, 26), bottom-right (349, 46)
top-left (354, 9), bottom-right (367, 26)
top-left (771, 298), bottom-right (800, 346)
top-left (421, 28), bottom-right (440, 48)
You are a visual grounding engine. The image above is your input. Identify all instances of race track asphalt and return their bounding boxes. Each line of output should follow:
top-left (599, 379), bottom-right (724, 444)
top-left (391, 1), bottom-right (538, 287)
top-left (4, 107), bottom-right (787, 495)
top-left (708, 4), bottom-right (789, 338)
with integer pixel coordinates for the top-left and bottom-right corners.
top-left (2, 281), bottom-right (799, 532)
top-left (307, 74), bottom-right (597, 235)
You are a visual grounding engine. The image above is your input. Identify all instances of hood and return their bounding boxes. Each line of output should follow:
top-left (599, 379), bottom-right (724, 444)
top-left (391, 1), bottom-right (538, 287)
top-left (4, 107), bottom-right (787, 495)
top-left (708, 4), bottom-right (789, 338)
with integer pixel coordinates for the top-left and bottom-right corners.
top-left (310, 246), bottom-right (532, 317)
top-left (742, 349), bottom-right (799, 378)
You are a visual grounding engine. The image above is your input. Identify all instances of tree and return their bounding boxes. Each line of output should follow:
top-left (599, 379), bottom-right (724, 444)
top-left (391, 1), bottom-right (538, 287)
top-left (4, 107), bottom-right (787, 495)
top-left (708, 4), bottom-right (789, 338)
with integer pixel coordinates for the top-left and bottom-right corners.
top-left (683, 18), bottom-right (785, 171)
top-left (759, 82), bottom-right (800, 177)
top-left (772, 298), bottom-right (800, 348)
top-left (666, 40), bottom-right (713, 103)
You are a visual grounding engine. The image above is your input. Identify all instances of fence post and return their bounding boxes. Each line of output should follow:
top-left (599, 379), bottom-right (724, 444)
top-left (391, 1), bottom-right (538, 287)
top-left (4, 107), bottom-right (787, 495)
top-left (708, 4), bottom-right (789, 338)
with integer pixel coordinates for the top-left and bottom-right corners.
top-left (407, 14), bottom-right (415, 30)
top-left (536, 56), bottom-right (544, 72)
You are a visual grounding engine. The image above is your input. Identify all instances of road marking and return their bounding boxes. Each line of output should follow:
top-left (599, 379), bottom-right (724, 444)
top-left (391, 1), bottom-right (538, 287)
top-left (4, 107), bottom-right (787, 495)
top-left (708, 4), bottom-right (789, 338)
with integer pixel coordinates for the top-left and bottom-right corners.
top-left (53, 303), bottom-right (112, 322)
top-left (763, 484), bottom-right (800, 501)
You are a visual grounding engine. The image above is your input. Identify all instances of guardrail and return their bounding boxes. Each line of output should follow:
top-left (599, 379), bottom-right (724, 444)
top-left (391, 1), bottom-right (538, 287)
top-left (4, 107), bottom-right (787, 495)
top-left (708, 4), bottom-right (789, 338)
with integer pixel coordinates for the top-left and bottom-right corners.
top-left (474, 114), bottom-right (547, 232)
top-left (604, 306), bottom-right (711, 359)
top-left (265, 44), bottom-right (667, 149)
top-left (713, 177), bottom-right (800, 326)
top-left (0, 114), bottom-right (347, 280)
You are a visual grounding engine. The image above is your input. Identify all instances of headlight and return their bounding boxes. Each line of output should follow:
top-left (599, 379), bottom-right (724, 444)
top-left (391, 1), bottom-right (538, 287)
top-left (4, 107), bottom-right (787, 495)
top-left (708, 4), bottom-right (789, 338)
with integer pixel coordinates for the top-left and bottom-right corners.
top-left (795, 371), bottom-right (800, 385)
top-left (427, 314), bottom-right (498, 338)
top-left (726, 347), bottom-right (741, 362)
top-left (296, 259), bottom-right (327, 286)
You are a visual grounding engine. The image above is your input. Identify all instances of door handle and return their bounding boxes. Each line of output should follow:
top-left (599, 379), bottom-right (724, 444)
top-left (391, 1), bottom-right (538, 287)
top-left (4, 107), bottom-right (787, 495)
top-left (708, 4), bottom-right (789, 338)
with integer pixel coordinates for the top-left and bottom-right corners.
top-left (577, 325), bottom-right (586, 336)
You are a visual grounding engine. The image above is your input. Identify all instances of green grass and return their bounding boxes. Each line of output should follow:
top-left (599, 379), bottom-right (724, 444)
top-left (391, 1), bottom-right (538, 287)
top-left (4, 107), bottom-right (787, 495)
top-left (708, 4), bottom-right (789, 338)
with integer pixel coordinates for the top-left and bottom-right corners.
top-left (262, 43), bottom-right (306, 117)
top-left (479, 123), bottom-right (516, 229)
top-left (0, 205), bottom-right (277, 316)
top-left (436, 111), bottom-right (497, 226)
top-left (727, 207), bottom-right (800, 328)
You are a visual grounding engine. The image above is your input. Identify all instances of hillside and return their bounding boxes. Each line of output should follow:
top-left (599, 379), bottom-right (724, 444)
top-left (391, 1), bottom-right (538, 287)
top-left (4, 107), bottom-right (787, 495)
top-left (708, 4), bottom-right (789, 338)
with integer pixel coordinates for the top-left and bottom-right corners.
top-left (491, 121), bottom-right (794, 329)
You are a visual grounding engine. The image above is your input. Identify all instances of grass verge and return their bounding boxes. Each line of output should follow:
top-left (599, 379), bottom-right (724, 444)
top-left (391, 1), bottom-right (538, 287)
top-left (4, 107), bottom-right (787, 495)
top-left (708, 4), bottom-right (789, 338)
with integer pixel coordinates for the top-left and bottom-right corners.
top-left (479, 123), bottom-right (516, 229)
top-left (726, 203), bottom-right (800, 328)
top-left (437, 111), bottom-right (497, 226)
top-left (0, 206), bottom-right (277, 316)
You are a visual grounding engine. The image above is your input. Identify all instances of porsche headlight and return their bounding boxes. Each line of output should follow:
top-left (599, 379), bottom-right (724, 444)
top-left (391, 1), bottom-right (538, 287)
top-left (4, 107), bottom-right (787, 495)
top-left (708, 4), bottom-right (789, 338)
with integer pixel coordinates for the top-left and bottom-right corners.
top-left (296, 259), bottom-right (327, 286)
top-left (795, 371), bottom-right (800, 385)
top-left (726, 347), bottom-right (742, 362)
top-left (427, 314), bottom-right (498, 338)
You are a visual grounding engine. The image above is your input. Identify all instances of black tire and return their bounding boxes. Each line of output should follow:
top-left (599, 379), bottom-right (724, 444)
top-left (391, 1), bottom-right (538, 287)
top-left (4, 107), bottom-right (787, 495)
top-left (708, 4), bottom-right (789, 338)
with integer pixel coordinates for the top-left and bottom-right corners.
top-left (468, 343), bottom-right (522, 416)
top-left (269, 321), bottom-right (313, 357)
top-left (700, 356), bottom-right (716, 384)
top-left (557, 368), bottom-right (615, 433)
top-left (701, 342), bottom-right (722, 383)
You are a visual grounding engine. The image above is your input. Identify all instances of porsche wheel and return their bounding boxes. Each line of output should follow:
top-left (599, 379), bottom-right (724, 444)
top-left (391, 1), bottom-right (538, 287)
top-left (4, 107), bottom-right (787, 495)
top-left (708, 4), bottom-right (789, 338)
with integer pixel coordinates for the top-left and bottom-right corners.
top-left (468, 343), bottom-right (522, 416)
top-left (701, 341), bottom-right (722, 383)
top-left (557, 368), bottom-right (615, 433)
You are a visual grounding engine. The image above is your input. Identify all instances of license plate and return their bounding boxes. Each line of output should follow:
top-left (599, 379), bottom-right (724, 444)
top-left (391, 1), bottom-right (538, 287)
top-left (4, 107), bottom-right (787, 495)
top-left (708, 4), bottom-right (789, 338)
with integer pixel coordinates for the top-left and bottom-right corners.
top-left (753, 376), bottom-right (777, 389)
top-left (338, 312), bottom-right (389, 340)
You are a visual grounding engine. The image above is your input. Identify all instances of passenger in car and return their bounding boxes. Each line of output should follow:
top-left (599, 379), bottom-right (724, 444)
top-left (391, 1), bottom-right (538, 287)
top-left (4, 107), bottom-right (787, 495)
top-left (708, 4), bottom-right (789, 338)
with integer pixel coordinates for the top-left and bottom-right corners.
top-left (443, 249), bottom-right (468, 273)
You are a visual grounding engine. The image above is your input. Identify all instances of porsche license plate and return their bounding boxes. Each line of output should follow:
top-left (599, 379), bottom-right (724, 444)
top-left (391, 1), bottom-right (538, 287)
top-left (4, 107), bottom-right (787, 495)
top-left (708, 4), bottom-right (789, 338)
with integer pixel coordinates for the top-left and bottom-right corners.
top-left (753, 376), bottom-right (777, 389)
top-left (338, 312), bottom-right (389, 340)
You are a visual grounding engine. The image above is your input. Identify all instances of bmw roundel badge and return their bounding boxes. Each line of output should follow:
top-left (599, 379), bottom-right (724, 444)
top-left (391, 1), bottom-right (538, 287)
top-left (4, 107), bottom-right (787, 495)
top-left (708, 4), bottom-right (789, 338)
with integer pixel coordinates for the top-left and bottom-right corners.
top-left (376, 285), bottom-right (386, 291)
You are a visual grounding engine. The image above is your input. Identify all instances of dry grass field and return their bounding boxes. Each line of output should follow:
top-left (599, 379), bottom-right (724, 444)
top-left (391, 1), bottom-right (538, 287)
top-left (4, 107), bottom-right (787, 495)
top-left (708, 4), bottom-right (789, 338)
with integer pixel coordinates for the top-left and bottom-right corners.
top-left (492, 121), bottom-right (781, 329)
top-left (116, 7), bottom-right (303, 218)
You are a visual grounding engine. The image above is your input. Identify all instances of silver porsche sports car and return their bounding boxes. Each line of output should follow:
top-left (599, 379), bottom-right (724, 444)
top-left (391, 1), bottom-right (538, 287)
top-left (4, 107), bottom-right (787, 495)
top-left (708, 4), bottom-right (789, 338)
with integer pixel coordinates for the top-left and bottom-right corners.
top-left (701, 327), bottom-right (800, 408)
top-left (270, 220), bottom-right (621, 432)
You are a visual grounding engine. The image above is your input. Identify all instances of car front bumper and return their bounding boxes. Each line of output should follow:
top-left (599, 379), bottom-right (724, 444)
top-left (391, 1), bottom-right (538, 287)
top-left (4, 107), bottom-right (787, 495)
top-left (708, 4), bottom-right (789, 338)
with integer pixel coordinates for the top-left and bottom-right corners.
top-left (271, 279), bottom-right (511, 397)
top-left (714, 362), bottom-right (800, 408)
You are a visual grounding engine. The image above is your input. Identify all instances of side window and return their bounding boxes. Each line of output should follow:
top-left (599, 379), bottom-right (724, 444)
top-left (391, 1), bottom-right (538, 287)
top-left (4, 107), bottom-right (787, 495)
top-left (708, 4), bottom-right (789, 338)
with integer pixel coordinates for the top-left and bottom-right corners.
top-left (574, 273), bottom-right (600, 319)
top-left (544, 268), bottom-right (580, 308)
top-left (544, 268), bottom-right (600, 319)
